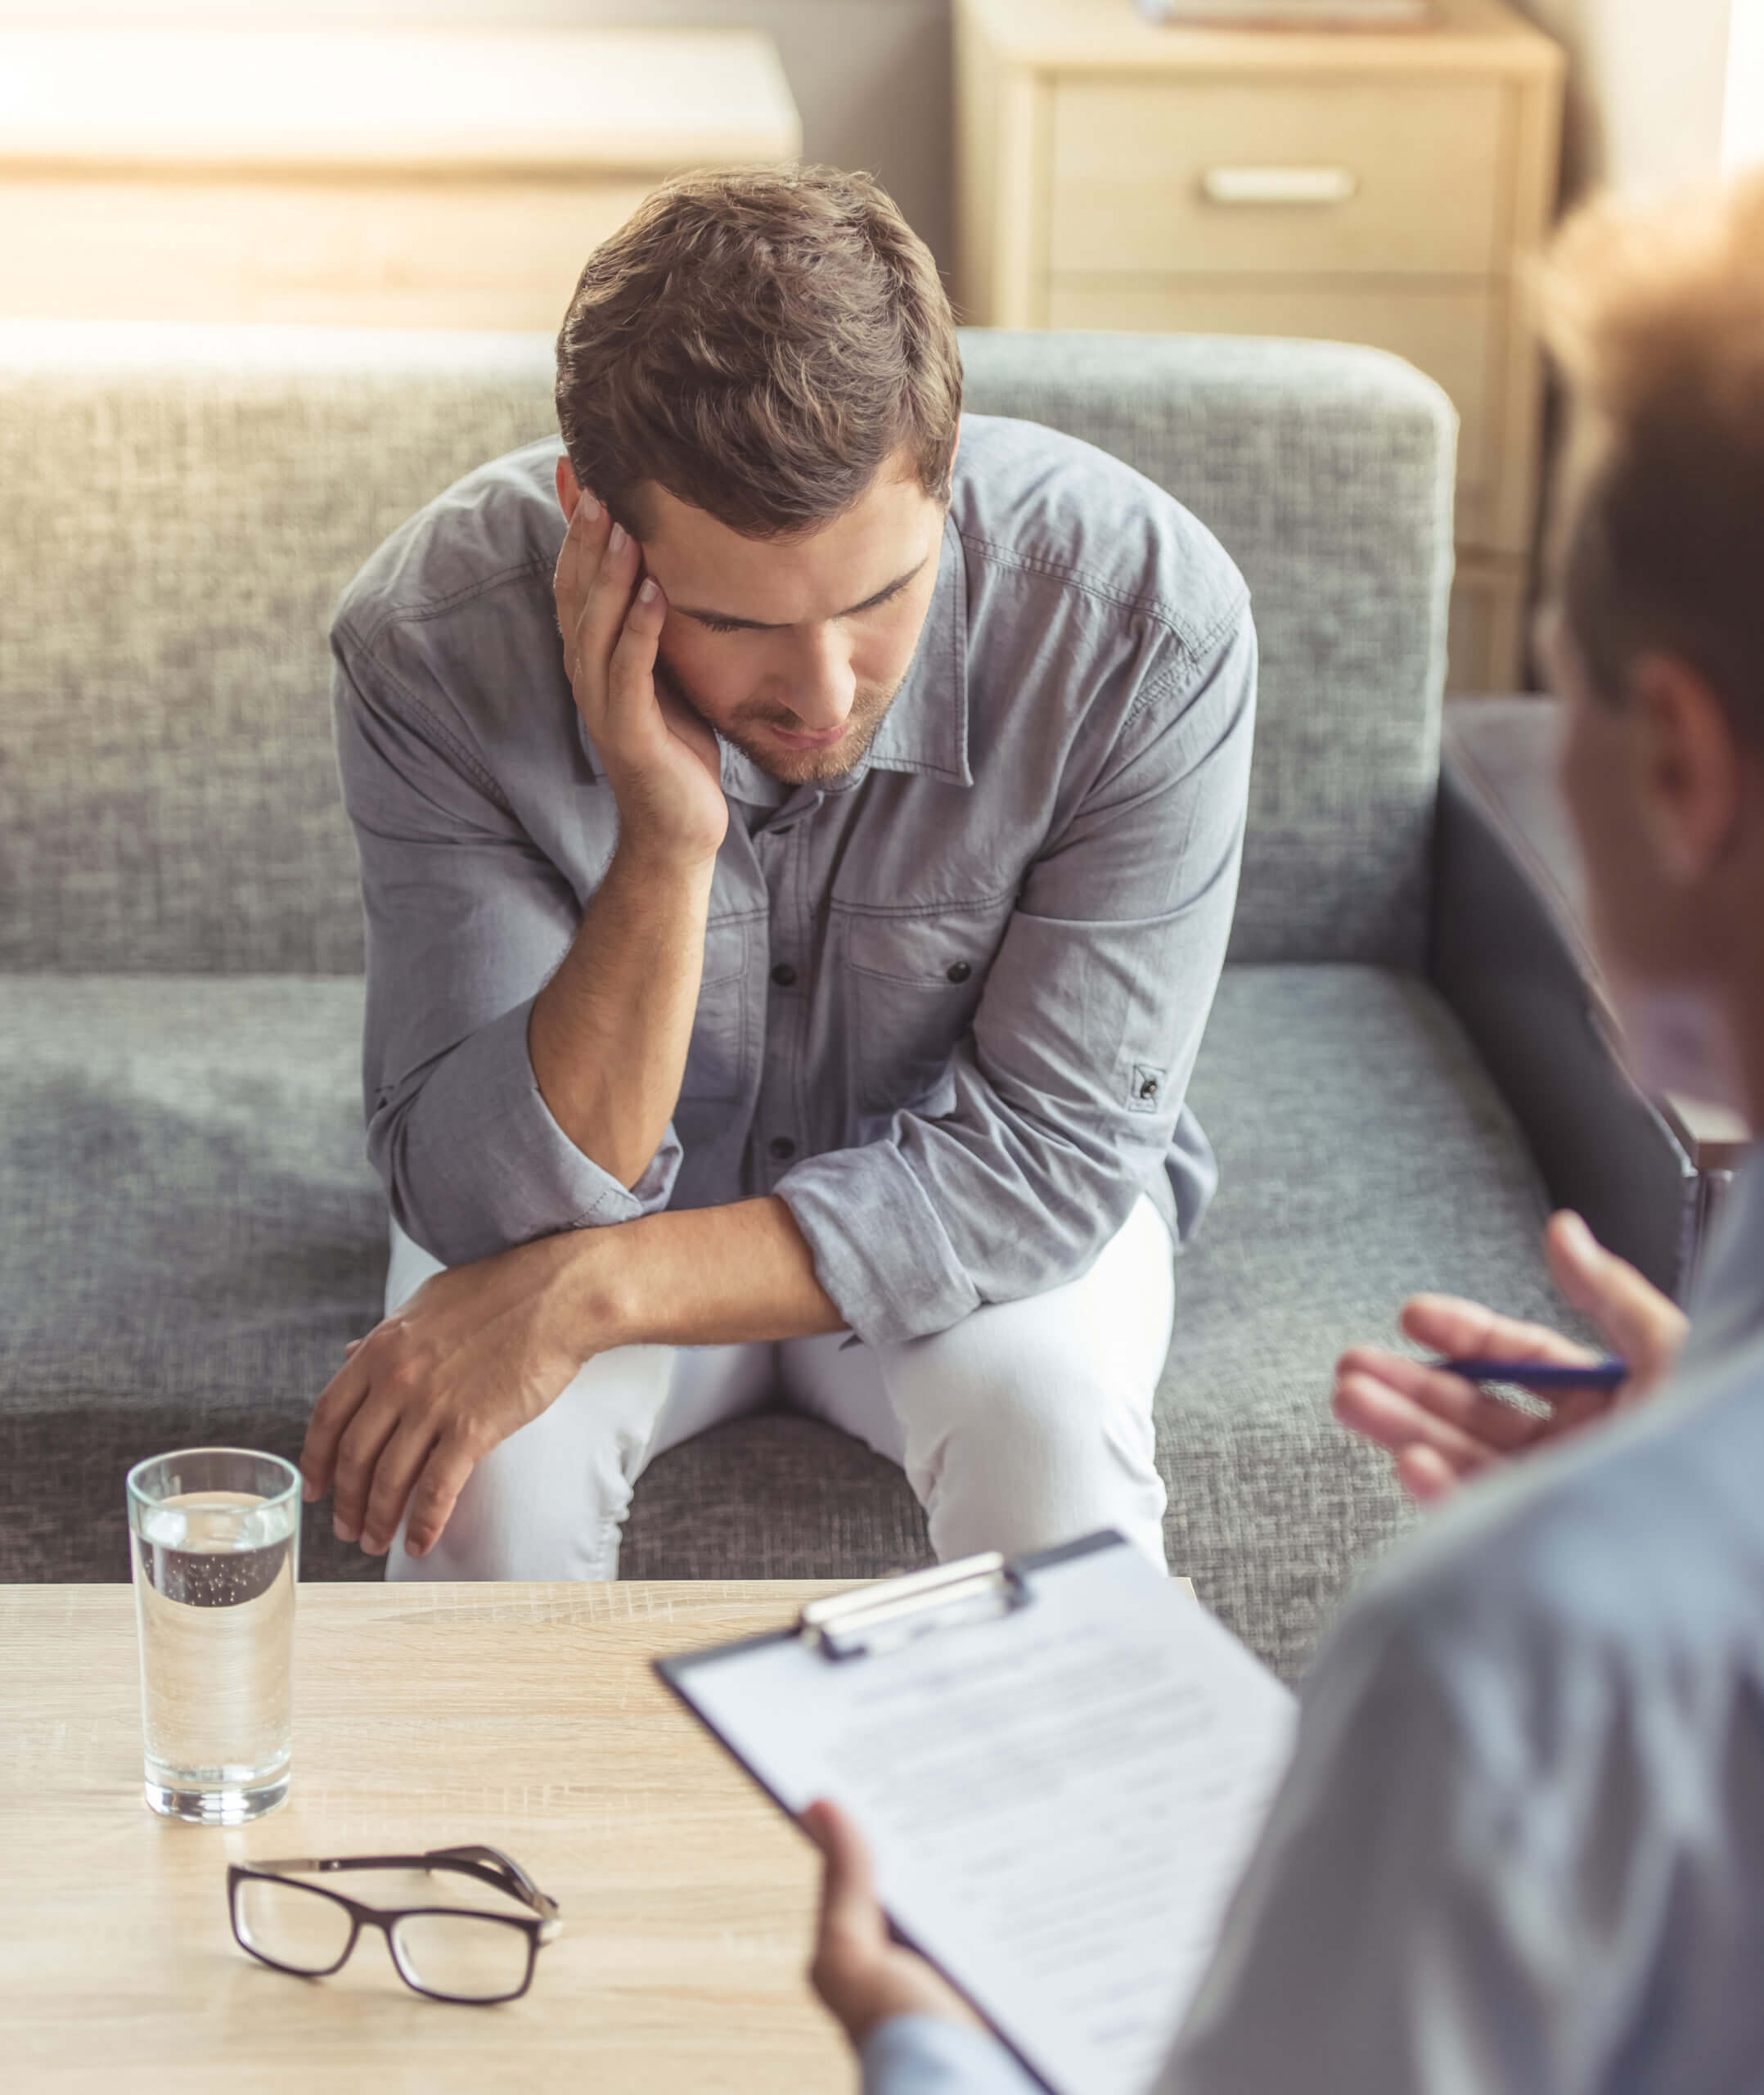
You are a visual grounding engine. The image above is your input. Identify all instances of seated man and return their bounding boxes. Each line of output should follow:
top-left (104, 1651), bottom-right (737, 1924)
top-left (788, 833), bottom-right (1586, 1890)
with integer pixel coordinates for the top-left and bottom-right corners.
top-left (806, 173), bottom-right (1764, 2090)
top-left (298, 165), bottom-right (1254, 1577)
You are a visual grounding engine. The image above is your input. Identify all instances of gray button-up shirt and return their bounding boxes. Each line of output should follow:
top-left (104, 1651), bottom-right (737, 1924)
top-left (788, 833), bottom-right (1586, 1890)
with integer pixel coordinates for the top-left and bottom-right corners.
top-left (868, 1149), bottom-right (1764, 2092)
top-left (331, 415), bottom-right (1255, 1345)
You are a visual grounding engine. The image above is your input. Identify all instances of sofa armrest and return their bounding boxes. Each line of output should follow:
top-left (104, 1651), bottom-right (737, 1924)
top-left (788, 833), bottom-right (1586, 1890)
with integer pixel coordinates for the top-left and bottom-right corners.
top-left (1432, 696), bottom-right (1704, 1300)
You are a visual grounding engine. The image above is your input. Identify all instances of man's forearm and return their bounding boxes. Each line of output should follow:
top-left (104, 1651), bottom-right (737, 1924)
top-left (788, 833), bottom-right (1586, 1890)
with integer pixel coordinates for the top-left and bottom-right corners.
top-left (528, 841), bottom-right (713, 1188)
top-left (576, 1196), bottom-right (845, 1348)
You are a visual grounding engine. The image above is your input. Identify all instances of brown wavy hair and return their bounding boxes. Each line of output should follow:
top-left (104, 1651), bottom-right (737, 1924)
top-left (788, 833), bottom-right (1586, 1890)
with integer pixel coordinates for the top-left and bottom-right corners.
top-left (1541, 173), bottom-right (1764, 738)
top-left (555, 164), bottom-right (962, 542)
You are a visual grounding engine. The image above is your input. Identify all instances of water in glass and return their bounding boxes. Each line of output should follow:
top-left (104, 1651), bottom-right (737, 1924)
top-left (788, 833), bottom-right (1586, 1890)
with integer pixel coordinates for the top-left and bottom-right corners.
top-left (129, 1452), bottom-right (299, 1822)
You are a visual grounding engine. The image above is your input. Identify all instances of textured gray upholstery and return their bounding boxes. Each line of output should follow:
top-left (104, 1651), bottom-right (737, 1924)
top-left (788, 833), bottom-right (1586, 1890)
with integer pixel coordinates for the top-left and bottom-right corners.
top-left (0, 327), bottom-right (558, 976)
top-left (0, 969), bottom-right (1557, 1678)
top-left (0, 321), bottom-right (1489, 1682)
top-left (0, 323), bottom-right (1451, 978)
top-left (962, 334), bottom-right (1453, 968)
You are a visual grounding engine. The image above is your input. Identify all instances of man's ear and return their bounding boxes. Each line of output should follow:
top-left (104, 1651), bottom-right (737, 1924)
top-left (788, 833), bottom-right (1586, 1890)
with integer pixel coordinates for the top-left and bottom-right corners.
top-left (1629, 653), bottom-right (1744, 885)
top-left (556, 453), bottom-right (590, 521)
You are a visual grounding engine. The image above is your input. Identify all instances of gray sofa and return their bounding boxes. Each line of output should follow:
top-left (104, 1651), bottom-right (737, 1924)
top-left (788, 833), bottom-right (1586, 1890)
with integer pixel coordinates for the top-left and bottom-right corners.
top-left (0, 322), bottom-right (1690, 1683)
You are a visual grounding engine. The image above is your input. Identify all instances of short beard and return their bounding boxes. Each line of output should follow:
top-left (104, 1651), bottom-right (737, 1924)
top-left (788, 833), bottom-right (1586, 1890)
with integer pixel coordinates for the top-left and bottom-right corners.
top-left (655, 649), bottom-right (901, 786)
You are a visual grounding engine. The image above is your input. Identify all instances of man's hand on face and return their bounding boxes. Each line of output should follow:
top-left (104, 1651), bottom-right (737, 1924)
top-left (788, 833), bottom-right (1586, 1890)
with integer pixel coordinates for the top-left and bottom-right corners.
top-left (1333, 1210), bottom-right (1688, 1501)
top-left (299, 1232), bottom-right (605, 1559)
top-left (554, 480), bottom-right (729, 867)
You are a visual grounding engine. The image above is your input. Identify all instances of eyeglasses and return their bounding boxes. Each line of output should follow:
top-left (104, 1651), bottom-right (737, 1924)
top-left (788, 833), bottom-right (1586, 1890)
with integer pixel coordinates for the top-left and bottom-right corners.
top-left (227, 1844), bottom-right (562, 2004)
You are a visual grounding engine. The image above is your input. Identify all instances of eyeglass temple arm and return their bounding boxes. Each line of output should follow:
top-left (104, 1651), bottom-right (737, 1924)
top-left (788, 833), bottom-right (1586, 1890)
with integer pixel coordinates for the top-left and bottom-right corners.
top-left (247, 1848), bottom-right (556, 1917)
top-left (425, 1844), bottom-right (557, 1916)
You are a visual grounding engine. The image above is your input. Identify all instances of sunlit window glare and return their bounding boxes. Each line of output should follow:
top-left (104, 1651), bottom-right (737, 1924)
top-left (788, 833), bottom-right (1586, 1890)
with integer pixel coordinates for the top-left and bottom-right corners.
top-left (1725, 0), bottom-right (1764, 168)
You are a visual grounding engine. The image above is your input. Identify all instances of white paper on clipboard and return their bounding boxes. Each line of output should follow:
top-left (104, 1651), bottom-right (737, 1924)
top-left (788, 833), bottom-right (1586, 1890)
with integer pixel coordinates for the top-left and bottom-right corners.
top-left (659, 1532), bottom-right (1297, 2095)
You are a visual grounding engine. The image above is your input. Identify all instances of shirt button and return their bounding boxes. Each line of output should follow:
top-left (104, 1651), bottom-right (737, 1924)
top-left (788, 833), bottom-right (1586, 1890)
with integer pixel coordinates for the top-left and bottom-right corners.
top-left (771, 962), bottom-right (798, 989)
top-left (946, 960), bottom-right (972, 984)
top-left (769, 1135), bottom-right (797, 1161)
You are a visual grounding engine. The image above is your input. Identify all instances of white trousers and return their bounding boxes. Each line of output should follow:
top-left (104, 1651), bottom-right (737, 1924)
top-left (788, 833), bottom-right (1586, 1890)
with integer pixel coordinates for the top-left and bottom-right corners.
top-left (383, 1194), bottom-right (1176, 1581)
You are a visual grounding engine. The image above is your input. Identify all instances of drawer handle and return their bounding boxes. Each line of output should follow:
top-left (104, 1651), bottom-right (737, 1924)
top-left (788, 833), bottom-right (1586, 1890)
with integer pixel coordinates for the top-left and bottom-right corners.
top-left (1201, 165), bottom-right (1358, 206)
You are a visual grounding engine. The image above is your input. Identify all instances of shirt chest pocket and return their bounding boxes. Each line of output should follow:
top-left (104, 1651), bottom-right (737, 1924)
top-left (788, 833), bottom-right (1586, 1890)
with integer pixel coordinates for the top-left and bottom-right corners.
top-left (837, 900), bottom-right (1014, 1115)
top-left (680, 917), bottom-right (749, 1105)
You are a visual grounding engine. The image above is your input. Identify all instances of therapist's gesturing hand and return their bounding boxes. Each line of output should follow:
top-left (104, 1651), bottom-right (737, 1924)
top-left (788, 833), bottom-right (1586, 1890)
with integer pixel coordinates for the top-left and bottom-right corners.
top-left (300, 1232), bottom-right (597, 1558)
top-left (1333, 1210), bottom-right (1687, 1501)
top-left (803, 1800), bottom-right (983, 2048)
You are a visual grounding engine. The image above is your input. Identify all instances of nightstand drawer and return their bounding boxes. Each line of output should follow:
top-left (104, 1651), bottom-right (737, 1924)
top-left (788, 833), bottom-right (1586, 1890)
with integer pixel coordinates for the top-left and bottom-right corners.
top-left (1046, 276), bottom-right (1505, 547)
top-left (1049, 77), bottom-right (1505, 277)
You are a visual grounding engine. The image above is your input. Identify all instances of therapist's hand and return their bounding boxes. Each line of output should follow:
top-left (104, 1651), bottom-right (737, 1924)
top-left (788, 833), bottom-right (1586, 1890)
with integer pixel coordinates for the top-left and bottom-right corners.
top-left (804, 1800), bottom-right (984, 2049)
top-left (299, 1230), bottom-right (604, 1558)
top-left (1333, 1210), bottom-right (1686, 1502)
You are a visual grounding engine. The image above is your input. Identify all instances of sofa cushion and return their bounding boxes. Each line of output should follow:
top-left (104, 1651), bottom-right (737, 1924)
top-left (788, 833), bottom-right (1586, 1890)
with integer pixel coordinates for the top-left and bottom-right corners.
top-left (0, 965), bottom-right (1559, 1678)
top-left (1155, 964), bottom-right (1563, 1678)
top-left (0, 976), bottom-right (386, 1585)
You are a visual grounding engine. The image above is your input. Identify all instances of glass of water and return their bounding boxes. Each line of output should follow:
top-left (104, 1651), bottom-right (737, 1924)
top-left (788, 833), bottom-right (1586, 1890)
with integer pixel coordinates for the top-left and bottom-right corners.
top-left (127, 1448), bottom-right (300, 1824)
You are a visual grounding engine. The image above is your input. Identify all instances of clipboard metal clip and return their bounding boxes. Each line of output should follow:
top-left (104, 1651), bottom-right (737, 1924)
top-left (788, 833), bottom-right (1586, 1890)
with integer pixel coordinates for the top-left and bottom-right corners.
top-left (799, 1551), bottom-right (1030, 1662)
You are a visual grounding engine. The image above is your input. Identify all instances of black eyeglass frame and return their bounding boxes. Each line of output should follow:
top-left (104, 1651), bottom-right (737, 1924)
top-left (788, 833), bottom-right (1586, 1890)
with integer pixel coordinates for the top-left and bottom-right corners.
top-left (227, 1844), bottom-right (562, 2004)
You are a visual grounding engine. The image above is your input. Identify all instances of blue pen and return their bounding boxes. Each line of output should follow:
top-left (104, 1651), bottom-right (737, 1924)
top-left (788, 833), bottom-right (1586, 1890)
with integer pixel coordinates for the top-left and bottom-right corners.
top-left (1434, 1356), bottom-right (1628, 1394)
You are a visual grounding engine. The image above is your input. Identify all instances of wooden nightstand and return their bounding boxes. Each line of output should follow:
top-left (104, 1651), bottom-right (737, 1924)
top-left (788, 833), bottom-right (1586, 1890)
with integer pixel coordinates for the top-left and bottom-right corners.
top-left (0, 27), bottom-right (800, 333)
top-left (955, 0), bottom-right (1564, 692)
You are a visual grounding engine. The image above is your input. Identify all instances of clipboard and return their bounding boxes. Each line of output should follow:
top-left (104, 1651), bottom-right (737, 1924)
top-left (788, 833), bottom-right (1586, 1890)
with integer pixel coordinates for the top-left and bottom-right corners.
top-left (657, 1530), bottom-right (1296, 2095)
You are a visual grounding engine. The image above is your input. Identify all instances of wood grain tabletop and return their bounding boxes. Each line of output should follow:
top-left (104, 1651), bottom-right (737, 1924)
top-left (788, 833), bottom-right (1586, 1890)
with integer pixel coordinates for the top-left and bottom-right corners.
top-left (1, 1579), bottom-right (861, 2094)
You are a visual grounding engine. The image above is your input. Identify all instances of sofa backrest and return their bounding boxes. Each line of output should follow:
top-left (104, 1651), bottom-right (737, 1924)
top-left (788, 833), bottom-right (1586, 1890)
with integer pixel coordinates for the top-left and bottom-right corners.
top-left (961, 333), bottom-right (1454, 967)
top-left (0, 322), bottom-right (1452, 975)
top-left (0, 324), bottom-right (557, 976)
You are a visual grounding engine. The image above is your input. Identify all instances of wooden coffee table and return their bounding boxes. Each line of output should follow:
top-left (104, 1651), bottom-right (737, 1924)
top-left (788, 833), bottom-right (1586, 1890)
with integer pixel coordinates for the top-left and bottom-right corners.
top-left (2, 1580), bottom-right (857, 2093)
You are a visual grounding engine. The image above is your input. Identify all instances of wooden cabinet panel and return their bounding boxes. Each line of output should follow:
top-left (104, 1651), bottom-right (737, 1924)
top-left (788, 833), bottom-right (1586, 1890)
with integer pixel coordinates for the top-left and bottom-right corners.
top-left (1047, 276), bottom-right (1501, 545)
top-left (0, 28), bottom-right (801, 334)
top-left (1447, 551), bottom-right (1528, 692)
top-left (957, 0), bottom-right (1564, 669)
top-left (1050, 76), bottom-right (1505, 277)
top-left (0, 177), bottom-right (659, 331)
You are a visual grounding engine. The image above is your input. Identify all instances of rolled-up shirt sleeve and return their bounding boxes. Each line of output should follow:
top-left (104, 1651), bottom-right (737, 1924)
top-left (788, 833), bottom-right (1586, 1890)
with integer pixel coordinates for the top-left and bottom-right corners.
top-left (332, 633), bottom-right (681, 1267)
top-left (779, 602), bottom-right (1255, 1347)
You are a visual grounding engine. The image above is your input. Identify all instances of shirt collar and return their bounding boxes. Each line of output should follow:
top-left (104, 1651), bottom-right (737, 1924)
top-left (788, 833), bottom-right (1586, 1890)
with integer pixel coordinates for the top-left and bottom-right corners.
top-left (718, 737), bottom-right (787, 809)
top-left (862, 507), bottom-right (972, 786)
top-left (571, 507), bottom-right (971, 795)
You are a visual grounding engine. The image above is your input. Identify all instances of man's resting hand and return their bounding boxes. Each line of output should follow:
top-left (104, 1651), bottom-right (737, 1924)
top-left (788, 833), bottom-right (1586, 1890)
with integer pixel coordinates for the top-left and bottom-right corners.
top-left (1333, 1210), bottom-right (1687, 1502)
top-left (299, 1232), bottom-right (616, 1558)
top-left (300, 1199), bottom-right (841, 1557)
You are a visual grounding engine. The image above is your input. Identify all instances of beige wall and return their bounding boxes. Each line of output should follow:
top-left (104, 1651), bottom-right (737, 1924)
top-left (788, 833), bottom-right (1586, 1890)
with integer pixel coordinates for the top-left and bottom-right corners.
top-left (0, 1), bottom-right (958, 270)
top-left (1509, 0), bottom-right (1735, 194)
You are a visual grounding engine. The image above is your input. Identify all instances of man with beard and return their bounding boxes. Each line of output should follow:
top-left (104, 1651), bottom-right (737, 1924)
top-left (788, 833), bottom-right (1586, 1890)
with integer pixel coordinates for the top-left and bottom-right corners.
top-left (299, 165), bottom-right (1255, 1578)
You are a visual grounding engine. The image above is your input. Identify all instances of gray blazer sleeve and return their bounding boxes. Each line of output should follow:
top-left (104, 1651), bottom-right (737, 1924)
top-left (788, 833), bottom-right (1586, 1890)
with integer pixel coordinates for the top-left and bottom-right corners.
top-left (862, 2016), bottom-right (1044, 2094)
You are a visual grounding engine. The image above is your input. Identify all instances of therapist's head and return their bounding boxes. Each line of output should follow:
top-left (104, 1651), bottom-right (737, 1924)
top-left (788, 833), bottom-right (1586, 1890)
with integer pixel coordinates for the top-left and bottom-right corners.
top-left (1541, 174), bottom-right (1764, 1120)
top-left (552, 165), bottom-right (961, 785)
